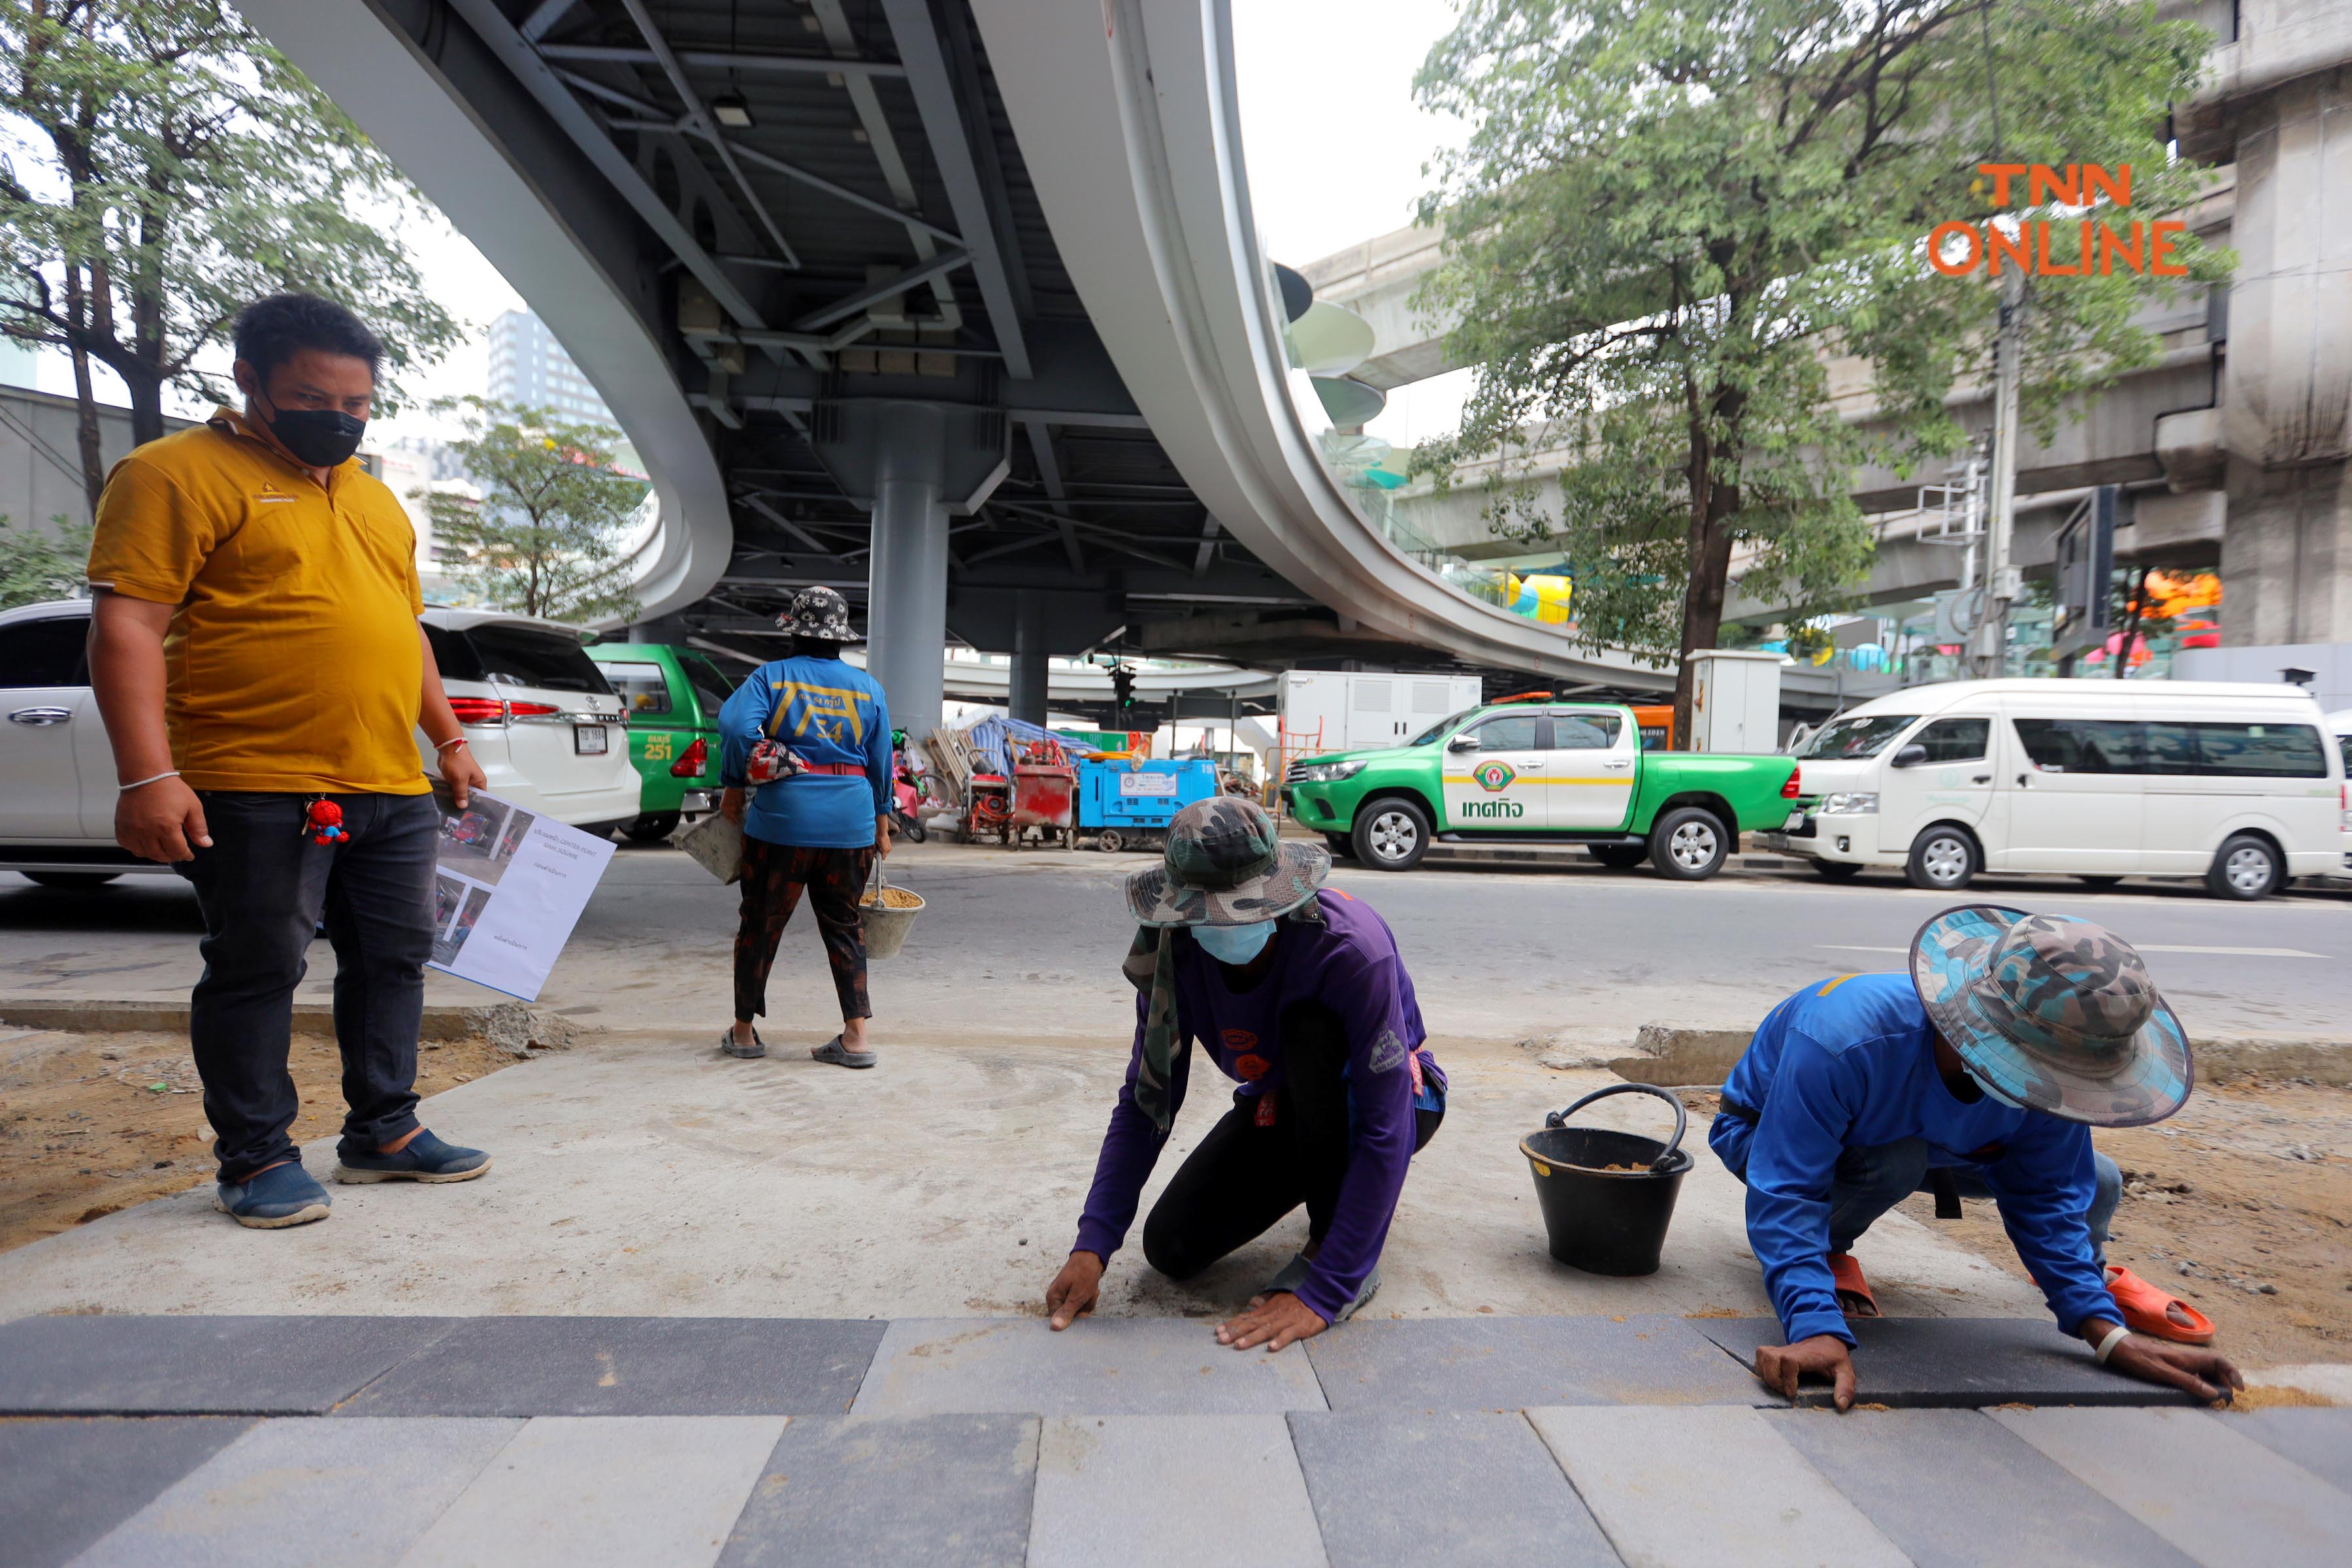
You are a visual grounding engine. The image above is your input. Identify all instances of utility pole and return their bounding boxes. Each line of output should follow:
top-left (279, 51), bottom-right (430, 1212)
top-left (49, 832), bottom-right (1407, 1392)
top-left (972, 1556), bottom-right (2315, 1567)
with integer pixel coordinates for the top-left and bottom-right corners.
top-left (1975, 268), bottom-right (2026, 678)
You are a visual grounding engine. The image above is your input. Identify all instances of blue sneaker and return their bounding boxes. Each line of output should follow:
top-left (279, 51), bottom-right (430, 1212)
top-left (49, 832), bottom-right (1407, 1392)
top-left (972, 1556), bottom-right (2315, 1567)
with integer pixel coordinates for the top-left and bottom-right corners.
top-left (335, 1129), bottom-right (492, 1184)
top-left (216, 1162), bottom-right (333, 1228)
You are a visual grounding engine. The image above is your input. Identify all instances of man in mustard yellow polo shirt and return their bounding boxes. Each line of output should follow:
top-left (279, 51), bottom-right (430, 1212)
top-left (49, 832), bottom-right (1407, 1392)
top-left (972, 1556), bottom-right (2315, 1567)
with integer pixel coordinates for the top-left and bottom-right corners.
top-left (88, 293), bottom-right (495, 1229)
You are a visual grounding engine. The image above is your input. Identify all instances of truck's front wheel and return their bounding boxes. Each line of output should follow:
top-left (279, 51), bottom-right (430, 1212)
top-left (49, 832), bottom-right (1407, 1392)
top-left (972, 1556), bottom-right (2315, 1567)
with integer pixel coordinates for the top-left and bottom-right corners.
top-left (1352, 798), bottom-right (1430, 872)
top-left (1649, 807), bottom-right (1729, 880)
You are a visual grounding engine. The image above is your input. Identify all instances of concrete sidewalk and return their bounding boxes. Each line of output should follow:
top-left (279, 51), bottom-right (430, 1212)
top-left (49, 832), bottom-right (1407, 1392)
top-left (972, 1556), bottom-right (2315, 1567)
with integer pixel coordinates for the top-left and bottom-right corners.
top-left (0, 1036), bottom-right (2045, 1323)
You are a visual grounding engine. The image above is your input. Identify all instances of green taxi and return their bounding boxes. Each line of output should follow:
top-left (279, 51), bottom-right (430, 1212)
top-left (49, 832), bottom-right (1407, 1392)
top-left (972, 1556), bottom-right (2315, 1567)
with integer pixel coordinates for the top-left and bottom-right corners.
top-left (585, 642), bottom-right (738, 841)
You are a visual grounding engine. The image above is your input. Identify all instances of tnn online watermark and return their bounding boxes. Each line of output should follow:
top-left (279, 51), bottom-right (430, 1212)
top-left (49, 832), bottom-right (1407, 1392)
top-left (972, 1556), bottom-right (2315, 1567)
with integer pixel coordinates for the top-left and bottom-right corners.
top-left (1930, 164), bottom-right (2191, 278)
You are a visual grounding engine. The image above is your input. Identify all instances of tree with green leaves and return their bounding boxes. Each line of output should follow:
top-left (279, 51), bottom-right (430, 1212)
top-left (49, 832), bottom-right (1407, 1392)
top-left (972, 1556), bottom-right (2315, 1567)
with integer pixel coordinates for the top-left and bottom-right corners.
top-left (0, 0), bottom-right (459, 515)
top-left (0, 510), bottom-right (88, 608)
top-left (1412, 0), bottom-right (2229, 740)
top-left (426, 399), bottom-right (646, 625)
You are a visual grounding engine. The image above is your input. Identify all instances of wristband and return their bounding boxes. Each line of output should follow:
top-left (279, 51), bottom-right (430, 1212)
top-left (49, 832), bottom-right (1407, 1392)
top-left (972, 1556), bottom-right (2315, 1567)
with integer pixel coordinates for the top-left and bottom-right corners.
top-left (118, 770), bottom-right (181, 792)
top-left (433, 736), bottom-right (468, 751)
top-left (2093, 1324), bottom-right (2132, 1364)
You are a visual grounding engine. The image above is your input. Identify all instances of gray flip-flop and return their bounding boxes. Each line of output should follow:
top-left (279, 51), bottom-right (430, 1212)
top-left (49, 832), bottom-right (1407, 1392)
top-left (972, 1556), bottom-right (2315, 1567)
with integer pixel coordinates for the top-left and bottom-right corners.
top-left (1259, 1251), bottom-right (1311, 1300)
top-left (722, 1027), bottom-right (766, 1060)
top-left (811, 1035), bottom-right (876, 1069)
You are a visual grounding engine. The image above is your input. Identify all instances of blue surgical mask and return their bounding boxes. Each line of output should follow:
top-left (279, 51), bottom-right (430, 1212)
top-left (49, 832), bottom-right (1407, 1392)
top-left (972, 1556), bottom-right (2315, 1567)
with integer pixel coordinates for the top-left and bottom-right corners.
top-left (1192, 920), bottom-right (1275, 965)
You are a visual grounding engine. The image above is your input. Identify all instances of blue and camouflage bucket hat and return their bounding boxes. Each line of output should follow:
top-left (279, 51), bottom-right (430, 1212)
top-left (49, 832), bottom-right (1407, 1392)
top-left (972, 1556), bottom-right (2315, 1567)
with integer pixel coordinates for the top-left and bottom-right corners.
top-left (1125, 797), bottom-right (1329, 926)
top-left (1911, 906), bottom-right (2192, 1126)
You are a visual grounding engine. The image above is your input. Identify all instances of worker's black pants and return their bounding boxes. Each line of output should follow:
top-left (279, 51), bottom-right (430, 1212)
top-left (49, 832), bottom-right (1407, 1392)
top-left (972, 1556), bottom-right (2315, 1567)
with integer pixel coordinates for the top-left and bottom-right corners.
top-left (176, 791), bottom-right (439, 1183)
top-left (1140, 1002), bottom-right (1441, 1281)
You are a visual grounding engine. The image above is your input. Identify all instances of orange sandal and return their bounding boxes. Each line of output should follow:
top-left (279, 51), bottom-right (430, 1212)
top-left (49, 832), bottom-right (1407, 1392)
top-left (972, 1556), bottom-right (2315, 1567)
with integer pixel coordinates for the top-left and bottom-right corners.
top-left (1829, 1252), bottom-right (1880, 1318)
top-left (2104, 1265), bottom-right (2215, 1345)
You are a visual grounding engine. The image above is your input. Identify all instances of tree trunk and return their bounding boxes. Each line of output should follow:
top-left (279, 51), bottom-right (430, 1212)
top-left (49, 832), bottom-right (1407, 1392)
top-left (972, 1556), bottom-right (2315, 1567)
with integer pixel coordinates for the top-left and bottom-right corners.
top-left (1669, 387), bottom-right (1746, 751)
top-left (1670, 485), bottom-right (1740, 749)
top-left (122, 362), bottom-right (167, 449)
top-left (61, 269), bottom-right (106, 519)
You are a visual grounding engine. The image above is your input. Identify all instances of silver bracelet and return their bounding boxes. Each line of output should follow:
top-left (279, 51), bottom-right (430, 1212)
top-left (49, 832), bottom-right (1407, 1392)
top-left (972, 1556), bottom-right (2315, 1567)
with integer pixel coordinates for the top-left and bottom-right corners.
top-left (118, 770), bottom-right (181, 792)
top-left (2093, 1324), bottom-right (2132, 1364)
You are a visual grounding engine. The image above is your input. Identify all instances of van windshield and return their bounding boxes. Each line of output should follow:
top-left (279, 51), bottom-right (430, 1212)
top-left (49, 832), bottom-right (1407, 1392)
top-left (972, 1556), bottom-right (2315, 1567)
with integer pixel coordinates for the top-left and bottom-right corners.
top-left (1798, 713), bottom-right (1918, 759)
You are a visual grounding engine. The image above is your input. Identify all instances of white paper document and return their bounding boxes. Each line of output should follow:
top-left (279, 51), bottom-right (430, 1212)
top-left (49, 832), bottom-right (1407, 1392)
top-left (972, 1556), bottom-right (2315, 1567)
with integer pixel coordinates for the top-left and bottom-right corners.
top-left (425, 785), bottom-right (615, 1001)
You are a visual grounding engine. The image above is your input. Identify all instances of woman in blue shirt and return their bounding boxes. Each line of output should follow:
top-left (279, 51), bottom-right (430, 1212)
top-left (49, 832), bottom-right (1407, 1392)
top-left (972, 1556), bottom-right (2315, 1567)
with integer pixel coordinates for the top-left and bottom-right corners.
top-left (715, 588), bottom-right (894, 1068)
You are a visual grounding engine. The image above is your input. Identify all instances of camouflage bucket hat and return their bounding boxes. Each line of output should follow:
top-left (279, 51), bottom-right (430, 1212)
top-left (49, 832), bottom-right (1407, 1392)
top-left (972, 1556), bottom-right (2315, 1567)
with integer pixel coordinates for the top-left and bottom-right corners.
top-left (777, 585), bottom-right (863, 644)
top-left (1910, 906), bottom-right (2192, 1127)
top-left (1126, 797), bottom-right (1329, 926)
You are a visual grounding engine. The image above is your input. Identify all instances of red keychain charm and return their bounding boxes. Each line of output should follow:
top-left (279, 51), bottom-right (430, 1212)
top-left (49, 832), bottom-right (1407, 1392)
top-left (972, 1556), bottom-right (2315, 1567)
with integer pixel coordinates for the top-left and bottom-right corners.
top-left (305, 798), bottom-right (346, 845)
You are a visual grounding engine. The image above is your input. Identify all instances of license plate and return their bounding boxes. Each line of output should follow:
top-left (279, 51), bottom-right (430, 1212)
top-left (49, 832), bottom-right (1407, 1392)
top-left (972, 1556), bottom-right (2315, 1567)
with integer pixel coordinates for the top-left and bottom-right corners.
top-left (1782, 809), bottom-right (1806, 830)
top-left (574, 724), bottom-right (608, 755)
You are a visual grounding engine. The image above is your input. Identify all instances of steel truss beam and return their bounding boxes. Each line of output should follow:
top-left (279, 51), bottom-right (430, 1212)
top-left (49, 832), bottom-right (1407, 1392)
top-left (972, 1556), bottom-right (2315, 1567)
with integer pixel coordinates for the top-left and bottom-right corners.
top-left (616, 0), bottom-right (800, 269)
top-left (536, 44), bottom-right (907, 79)
top-left (444, 0), bottom-right (765, 326)
top-left (877, 0), bottom-right (1030, 378)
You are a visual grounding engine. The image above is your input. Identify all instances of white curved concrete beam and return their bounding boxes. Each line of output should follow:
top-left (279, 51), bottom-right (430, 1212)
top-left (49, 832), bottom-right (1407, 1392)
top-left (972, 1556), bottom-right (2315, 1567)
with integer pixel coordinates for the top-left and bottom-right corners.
top-left (239, 0), bottom-right (730, 625)
top-left (970, 0), bottom-right (1671, 690)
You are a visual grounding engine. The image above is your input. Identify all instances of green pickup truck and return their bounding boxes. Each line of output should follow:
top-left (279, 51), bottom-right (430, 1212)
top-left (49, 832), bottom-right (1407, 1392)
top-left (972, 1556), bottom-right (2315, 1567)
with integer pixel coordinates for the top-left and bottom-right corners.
top-left (585, 642), bottom-right (739, 841)
top-left (1281, 700), bottom-right (1801, 877)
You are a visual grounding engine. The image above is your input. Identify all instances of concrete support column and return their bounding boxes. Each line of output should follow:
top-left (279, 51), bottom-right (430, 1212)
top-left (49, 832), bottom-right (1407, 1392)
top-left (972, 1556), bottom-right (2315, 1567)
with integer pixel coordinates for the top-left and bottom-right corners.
top-left (1008, 592), bottom-right (1049, 725)
top-left (2218, 65), bottom-right (2352, 643)
top-left (866, 472), bottom-right (951, 743)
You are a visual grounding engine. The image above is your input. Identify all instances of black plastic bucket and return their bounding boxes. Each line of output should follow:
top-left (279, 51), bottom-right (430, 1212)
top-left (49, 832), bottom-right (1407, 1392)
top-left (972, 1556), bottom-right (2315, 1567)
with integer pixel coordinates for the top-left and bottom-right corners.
top-left (1520, 1083), bottom-right (1693, 1277)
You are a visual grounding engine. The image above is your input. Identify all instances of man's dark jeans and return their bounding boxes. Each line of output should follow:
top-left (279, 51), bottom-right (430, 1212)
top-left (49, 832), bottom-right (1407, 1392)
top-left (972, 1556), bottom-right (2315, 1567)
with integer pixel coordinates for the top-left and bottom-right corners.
top-left (176, 791), bottom-right (439, 1183)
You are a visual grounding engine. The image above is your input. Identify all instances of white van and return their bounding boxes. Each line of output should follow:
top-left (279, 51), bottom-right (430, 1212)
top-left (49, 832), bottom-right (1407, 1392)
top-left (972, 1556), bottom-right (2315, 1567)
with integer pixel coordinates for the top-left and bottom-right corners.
top-left (1754, 679), bottom-right (2345, 899)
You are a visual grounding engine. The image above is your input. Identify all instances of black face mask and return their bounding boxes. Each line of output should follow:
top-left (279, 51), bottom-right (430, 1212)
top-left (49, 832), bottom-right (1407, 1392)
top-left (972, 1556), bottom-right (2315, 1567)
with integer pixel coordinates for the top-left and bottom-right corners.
top-left (257, 395), bottom-right (367, 468)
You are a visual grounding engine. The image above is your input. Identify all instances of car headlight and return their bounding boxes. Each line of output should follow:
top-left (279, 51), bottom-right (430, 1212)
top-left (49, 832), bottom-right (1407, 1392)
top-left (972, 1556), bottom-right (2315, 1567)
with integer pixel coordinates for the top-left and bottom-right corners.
top-left (1294, 759), bottom-right (1367, 783)
top-left (1819, 792), bottom-right (1879, 814)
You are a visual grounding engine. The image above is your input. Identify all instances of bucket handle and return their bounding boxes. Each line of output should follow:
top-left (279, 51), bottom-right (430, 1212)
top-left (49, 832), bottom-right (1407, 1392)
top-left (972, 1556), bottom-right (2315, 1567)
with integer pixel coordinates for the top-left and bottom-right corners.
top-left (1544, 1083), bottom-right (1688, 1174)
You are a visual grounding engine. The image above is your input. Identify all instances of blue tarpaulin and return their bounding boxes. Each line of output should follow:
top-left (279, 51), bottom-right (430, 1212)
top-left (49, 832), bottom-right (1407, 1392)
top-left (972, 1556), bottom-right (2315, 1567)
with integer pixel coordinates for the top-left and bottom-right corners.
top-left (964, 714), bottom-right (1096, 778)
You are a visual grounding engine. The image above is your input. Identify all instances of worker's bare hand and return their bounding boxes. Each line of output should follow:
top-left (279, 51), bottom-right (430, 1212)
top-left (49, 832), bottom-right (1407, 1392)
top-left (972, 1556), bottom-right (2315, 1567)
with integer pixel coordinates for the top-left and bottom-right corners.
top-left (720, 787), bottom-right (745, 825)
top-left (1046, 1250), bottom-right (1103, 1330)
top-left (2104, 1333), bottom-right (2244, 1405)
top-left (442, 747), bottom-right (487, 811)
top-left (1216, 1291), bottom-right (1327, 1353)
top-left (1754, 1333), bottom-right (1857, 1412)
top-left (115, 776), bottom-right (210, 862)
top-left (875, 814), bottom-right (894, 858)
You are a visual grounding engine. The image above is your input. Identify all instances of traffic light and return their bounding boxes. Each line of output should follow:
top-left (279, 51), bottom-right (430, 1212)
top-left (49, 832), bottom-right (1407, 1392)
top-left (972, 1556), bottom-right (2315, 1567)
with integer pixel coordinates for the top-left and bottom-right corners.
top-left (1111, 665), bottom-right (1136, 710)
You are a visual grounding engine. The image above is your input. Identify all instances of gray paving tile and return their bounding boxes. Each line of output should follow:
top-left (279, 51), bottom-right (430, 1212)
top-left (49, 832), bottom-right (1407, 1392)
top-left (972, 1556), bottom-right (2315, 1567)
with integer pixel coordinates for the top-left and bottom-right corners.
top-left (1288, 1410), bottom-right (1616, 1568)
top-left (2224, 1408), bottom-right (2352, 1495)
top-left (395, 1416), bottom-right (783, 1568)
top-left (1694, 1315), bottom-right (2204, 1407)
top-left (0, 1315), bottom-right (457, 1415)
top-left (68, 1416), bottom-right (521, 1568)
top-left (338, 1317), bottom-right (884, 1416)
top-left (1995, 1406), bottom-right (2352, 1568)
top-left (1303, 1314), bottom-right (1758, 1409)
top-left (716, 1414), bottom-right (1038, 1567)
top-left (849, 1317), bottom-right (1326, 1416)
top-left (1529, 1405), bottom-right (1909, 1567)
top-left (1029, 1414), bottom-right (1326, 1568)
top-left (0, 1418), bottom-right (253, 1568)
top-left (1765, 1407), bottom-right (2200, 1568)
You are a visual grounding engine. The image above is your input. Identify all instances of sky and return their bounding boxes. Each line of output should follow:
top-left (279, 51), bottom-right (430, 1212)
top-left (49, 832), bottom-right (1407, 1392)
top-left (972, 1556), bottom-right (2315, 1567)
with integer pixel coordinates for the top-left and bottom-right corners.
top-left (1231, 1), bottom-right (1474, 449)
top-left (22, 1), bottom-right (1467, 448)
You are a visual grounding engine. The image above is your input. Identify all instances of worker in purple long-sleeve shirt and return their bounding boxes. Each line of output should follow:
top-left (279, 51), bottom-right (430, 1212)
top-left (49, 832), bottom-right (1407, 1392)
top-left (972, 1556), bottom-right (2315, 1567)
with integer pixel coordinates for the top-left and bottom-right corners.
top-left (1045, 798), bottom-right (1446, 1353)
